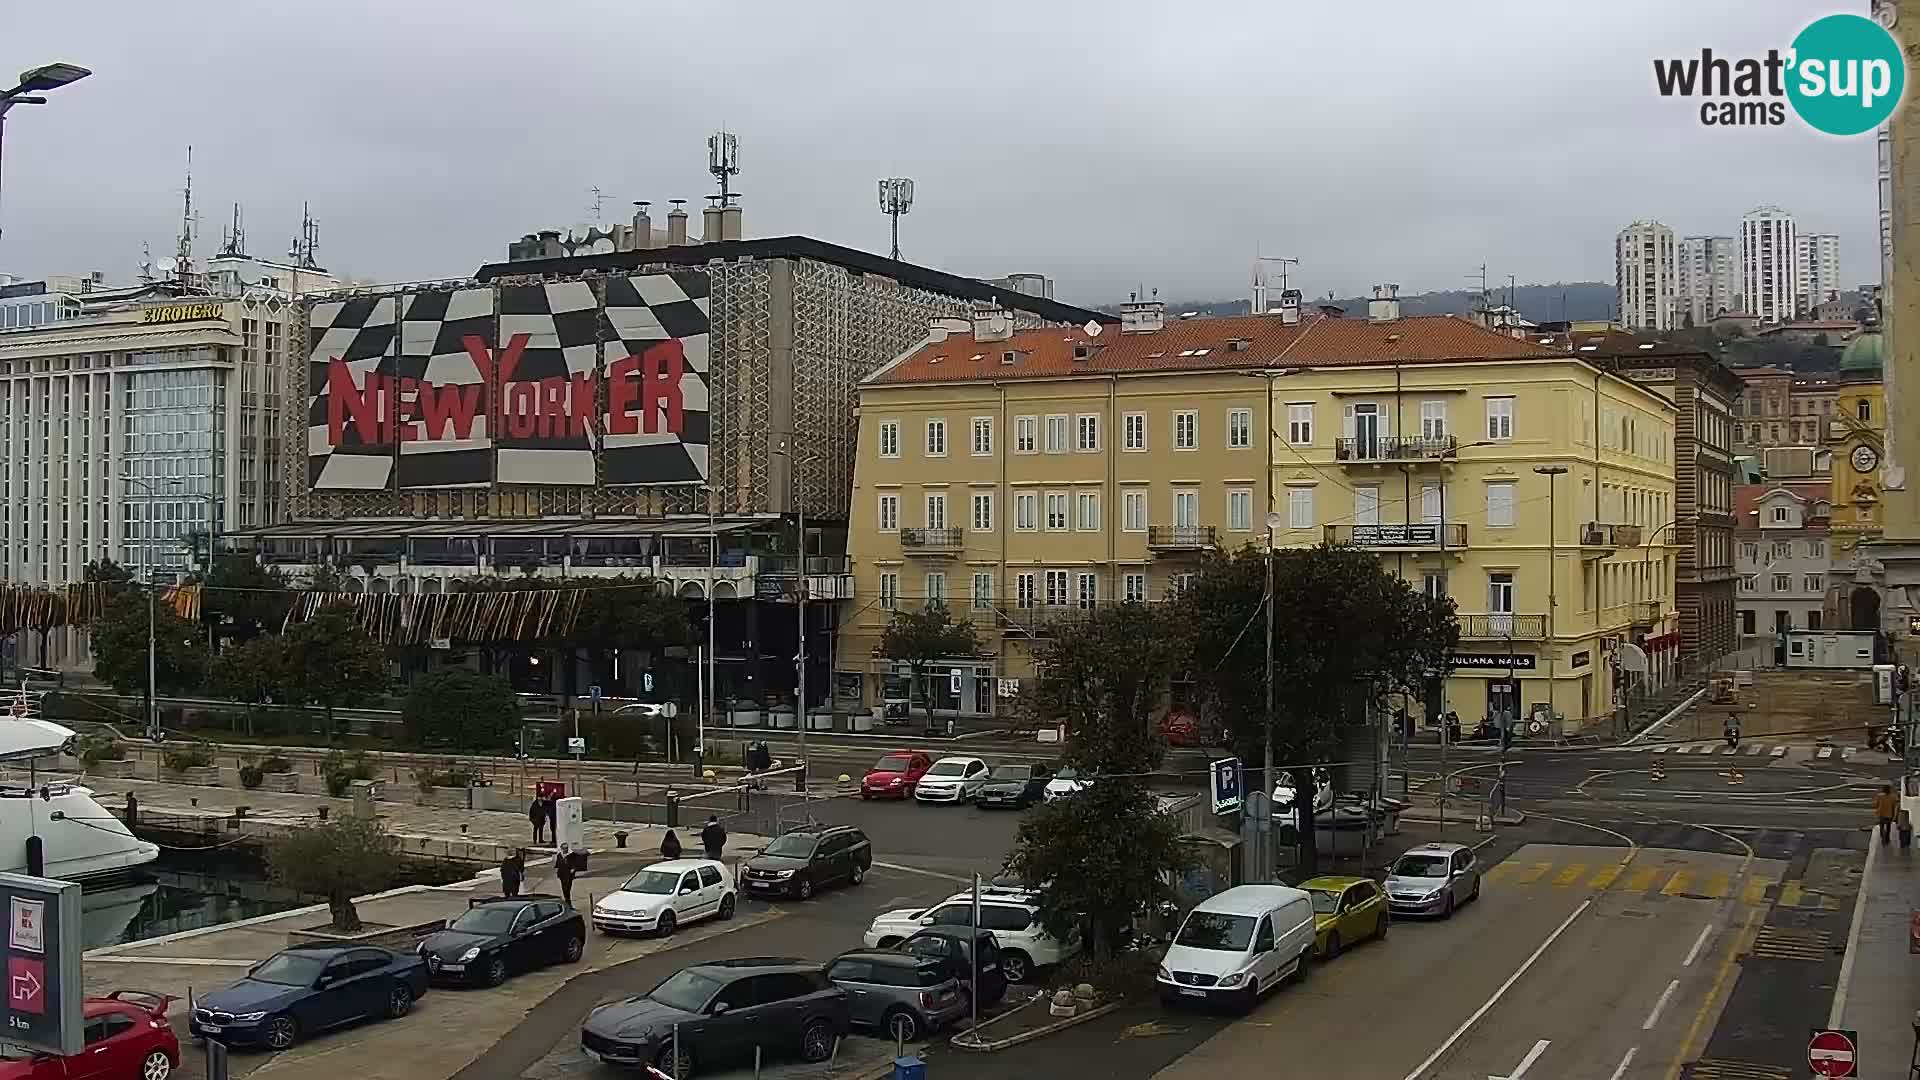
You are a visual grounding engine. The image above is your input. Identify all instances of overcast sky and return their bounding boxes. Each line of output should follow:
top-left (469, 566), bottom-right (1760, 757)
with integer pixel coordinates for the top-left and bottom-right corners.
top-left (0, 0), bottom-right (1882, 306)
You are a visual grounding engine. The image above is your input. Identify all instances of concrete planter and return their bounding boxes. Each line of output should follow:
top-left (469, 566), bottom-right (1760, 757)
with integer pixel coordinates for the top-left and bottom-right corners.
top-left (261, 772), bottom-right (300, 793)
top-left (732, 708), bottom-right (762, 727)
top-left (90, 759), bottom-right (137, 780)
top-left (851, 713), bottom-right (876, 732)
top-left (172, 766), bottom-right (223, 786)
top-left (770, 710), bottom-right (797, 730)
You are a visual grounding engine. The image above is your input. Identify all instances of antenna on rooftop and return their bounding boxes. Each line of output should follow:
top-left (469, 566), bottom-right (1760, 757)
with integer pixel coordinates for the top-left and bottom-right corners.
top-left (709, 130), bottom-right (740, 207)
top-left (877, 177), bottom-right (914, 261)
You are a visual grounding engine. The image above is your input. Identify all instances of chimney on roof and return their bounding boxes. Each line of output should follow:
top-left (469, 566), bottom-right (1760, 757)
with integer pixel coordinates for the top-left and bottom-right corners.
top-left (631, 202), bottom-right (654, 249)
top-left (1368, 283), bottom-right (1401, 323)
top-left (971, 300), bottom-right (1013, 342)
top-left (1277, 288), bottom-right (1302, 325)
top-left (703, 198), bottom-right (725, 244)
top-left (926, 317), bottom-right (968, 344)
top-left (1119, 292), bottom-right (1165, 333)
top-left (666, 200), bottom-right (689, 246)
top-left (721, 203), bottom-right (743, 241)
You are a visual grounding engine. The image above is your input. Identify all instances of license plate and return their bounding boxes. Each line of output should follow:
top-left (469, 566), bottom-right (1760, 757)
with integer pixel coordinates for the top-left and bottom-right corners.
top-left (441, 963), bottom-right (466, 973)
top-left (201, 1024), bottom-right (223, 1034)
top-left (1178, 988), bottom-right (1204, 998)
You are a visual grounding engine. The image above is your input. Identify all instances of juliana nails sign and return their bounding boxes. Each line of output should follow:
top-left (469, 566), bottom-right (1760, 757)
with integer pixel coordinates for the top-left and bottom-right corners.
top-left (140, 302), bottom-right (225, 325)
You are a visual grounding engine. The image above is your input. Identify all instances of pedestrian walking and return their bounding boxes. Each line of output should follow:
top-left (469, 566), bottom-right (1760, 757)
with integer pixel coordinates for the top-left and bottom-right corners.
top-left (701, 815), bottom-right (727, 862)
top-left (554, 844), bottom-right (577, 908)
top-left (660, 829), bottom-right (683, 861)
top-left (1875, 784), bottom-right (1899, 845)
top-left (545, 796), bottom-right (560, 840)
top-left (528, 797), bottom-right (547, 845)
top-left (500, 850), bottom-right (524, 898)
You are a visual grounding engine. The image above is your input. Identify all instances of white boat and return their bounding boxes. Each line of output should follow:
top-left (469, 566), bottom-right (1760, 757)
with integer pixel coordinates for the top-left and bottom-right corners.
top-left (0, 690), bottom-right (159, 882)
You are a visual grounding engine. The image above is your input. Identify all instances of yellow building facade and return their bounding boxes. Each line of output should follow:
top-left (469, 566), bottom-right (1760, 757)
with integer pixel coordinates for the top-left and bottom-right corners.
top-left (840, 303), bottom-right (1677, 733)
top-left (1826, 331), bottom-right (1886, 628)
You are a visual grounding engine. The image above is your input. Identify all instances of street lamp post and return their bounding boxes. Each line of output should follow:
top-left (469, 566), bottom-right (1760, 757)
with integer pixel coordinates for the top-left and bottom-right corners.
top-left (124, 475), bottom-right (215, 740)
top-left (770, 442), bottom-right (812, 788)
top-left (1535, 465), bottom-right (1568, 737)
top-left (0, 63), bottom-right (90, 245)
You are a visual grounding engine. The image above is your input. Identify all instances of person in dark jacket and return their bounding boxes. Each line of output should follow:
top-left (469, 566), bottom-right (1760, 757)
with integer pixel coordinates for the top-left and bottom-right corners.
top-left (660, 829), bottom-right (684, 861)
top-left (700, 816), bottom-right (727, 862)
top-left (528, 798), bottom-right (547, 844)
top-left (500, 850), bottom-right (524, 897)
top-left (554, 844), bottom-right (577, 907)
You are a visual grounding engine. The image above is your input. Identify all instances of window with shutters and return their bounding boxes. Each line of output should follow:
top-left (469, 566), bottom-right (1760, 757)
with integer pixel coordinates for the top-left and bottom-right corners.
top-left (1015, 416), bottom-right (1037, 454)
top-left (925, 573), bottom-right (945, 607)
top-left (1174, 410), bottom-right (1197, 450)
top-left (1228, 489), bottom-right (1252, 531)
top-left (878, 494), bottom-right (899, 532)
top-left (1420, 484), bottom-right (1442, 524)
top-left (1123, 489), bottom-right (1147, 532)
top-left (971, 492), bottom-right (993, 531)
top-left (973, 573), bottom-right (993, 610)
top-left (1045, 492), bottom-right (1069, 530)
top-left (971, 417), bottom-right (993, 456)
top-left (1123, 412), bottom-right (1146, 451)
top-left (1227, 408), bottom-right (1251, 449)
top-left (1045, 415), bottom-right (1069, 454)
top-left (925, 418), bottom-right (946, 456)
top-left (1287, 404), bottom-right (1313, 446)
top-left (878, 420), bottom-right (900, 458)
top-left (1014, 492), bottom-right (1038, 531)
top-left (1486, 481), bottom-right (1515, 527)
top-left (1173, 489), bottom-right (1199, 527)
top-left (879, 573), bottom-right (898, 610)
top-left (1421, 400), bottom-right (1447, 440)
top-left (1288, 487), bottom-right (1314, 529)
top-left (1485, 396), bottom-right (1514, 441)
top-left (925, 493), bottom-right (946, 529)
top-left (1076, 491), bottom-right (1100, 531)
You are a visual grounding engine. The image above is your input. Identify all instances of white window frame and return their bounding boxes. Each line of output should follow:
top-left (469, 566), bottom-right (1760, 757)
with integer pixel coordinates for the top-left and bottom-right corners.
top-left (1174, 410), bottom-right (1198, 450)
top-left (1076, 572), bottom-right (1098, 609)
top-left (1123, 412), bottom-right (1146, 452)
top-left (1287, 403), bottom-right (1313, 446)
top-left (971, 416), bottom-right (994, 456)
top-left (1228, 488), bottom-right (1252, 531)
top-left (1227, 408), bottom-right (1252, 449)
top-left (1122, 489), bottom-right (1147, 532)
top-left (1075, 414), bottom-right (1100, 452)
top-left (1014, 491), bottom-right (1038, 531)
top-left (1045, 491), bottom-right (1070, 531)
top-left (1015, 416), bottom-right (1038, 454)
top-left (878, 419), bottom-right (900, 459)
top-left (1044, 569), bottom-right (1069, 607)
top-left (1488, 572), bottom-right (1515, 614)
top-left (1076, 490), bottom-right (1100, 531)
top-left (1485, 396), bottom-right (1514, 442)
top-left (1772, 573), bottom-right (1791, 593)
top-left (1803, 574), bottom-right (1823, 593)
top-left (1354, 485), bottom-right (1381, 526)
top-left (971, 491), bottom-right (993, 532)
top-left (1016, 572), bottom-right (1037, 609)
top-left (925, 492), bottom-right (947, 530)
top-left (1044, 415), bottom-right (1070, 454)
top-left (1287, 487), bottom-right (1314, 529)
top-left (878, 493), bottom-right (899, 532)
top-left (1420, 483), bottom-right (1441, 524)
top-left (1421, 399), bottom-right (1447, 440)
top-left (1123, 572), bottom-right (1147, 604)
top-left (1486, 481), bottom-right (1516, 528)
top-left (972, 573), bottom-right (994, 611)
top-left (1173, 488), bottom-right (1200, 528)
top-left (879, 572), bottom-right (899, 610)
top-left (925, 572), bottom-right (946, 607)
top-left (925, 418), bottom-right (947, 457)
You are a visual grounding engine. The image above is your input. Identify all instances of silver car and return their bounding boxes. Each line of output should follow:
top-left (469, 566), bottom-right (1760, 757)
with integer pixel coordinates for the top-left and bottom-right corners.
top-left (1384, 842), bottom-right (1480, 918)
top-left (825, 949), bottom-right (968, 1043)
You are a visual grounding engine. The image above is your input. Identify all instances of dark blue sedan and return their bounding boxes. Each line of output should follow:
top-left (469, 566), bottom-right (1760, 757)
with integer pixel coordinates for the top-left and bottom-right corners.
top-left (189, 945), bottom-right (429, 1050)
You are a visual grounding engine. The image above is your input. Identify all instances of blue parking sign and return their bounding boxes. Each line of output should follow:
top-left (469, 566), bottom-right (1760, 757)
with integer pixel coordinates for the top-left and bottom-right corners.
top-left (1210, 757), bottom-right (1243, 815)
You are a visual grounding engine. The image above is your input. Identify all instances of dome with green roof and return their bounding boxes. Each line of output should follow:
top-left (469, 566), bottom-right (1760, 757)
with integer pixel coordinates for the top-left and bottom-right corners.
top-left (1841, 329), bottom-right (1883, 373)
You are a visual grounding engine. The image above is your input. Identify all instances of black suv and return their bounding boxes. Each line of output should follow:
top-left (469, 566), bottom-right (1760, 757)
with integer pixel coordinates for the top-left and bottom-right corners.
top-left (580, 958), bottom-right (850, 1077)
top-left (416, 895), bottom-right (584, 986)
top-left (741, 825), bottom-right (872, 899)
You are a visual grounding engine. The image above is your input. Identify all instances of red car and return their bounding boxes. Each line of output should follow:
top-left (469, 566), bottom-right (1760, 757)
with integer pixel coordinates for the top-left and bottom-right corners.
top-left (1157, 708), bottom-right (1204, 747)
top-left (860, 750), bottom-right (934, 799)
top-left (0, 992), bottom-right (179, 1080)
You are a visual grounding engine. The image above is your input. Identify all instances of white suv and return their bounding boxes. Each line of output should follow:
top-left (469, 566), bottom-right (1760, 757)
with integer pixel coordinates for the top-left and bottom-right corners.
top-left (862, 887), bottom-right (1076, 984)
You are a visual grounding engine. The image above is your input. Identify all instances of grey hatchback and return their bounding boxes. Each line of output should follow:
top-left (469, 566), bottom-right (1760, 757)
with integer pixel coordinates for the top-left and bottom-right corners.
top-left (1384, 842), bottom-right (1481, 918)
top-left (824, 949), bottom-right (968, 1042)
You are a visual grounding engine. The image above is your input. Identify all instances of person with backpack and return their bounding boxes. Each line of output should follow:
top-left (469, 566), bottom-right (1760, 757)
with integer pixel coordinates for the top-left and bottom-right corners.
top-left (701, 816), bottom-right (727, 862)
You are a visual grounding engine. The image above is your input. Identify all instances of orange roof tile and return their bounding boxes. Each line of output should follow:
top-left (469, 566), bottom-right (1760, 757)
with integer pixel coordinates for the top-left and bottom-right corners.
top-left (1733, 481), bottom-right (1833, 523)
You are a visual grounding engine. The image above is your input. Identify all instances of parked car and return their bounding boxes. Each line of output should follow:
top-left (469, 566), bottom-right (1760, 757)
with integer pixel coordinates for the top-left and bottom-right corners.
top-left (912, 757), bottom-right (990, 804)
top-left (1042, 767), bottom-right (1092, 801)
top-left (971, 764), bottom-right (1052, 809)
top-left (1384, 842), bottom-right (1480, 918)
top-left (579, 958), bottom-right (850, 1077)
top-left (594, 859), bottom-right (737, 937)
top-left (1156, 709), bottom-right (1202, 747)
top-left (0, 992), bottom-right (179, 1080)
top-left (740, 824), bottom-right (872, 899)
top-left (860, 751), bottom-right (935, 800)
top-left (824, 949), bottom-right (968, 1042)
top-left (1299, 876), bottom-right (1389, 958)
top-left (862, 887), bottom-right (1074, 984)
top-left (1157, 884), bottom-right (1316, 1011)
top-left (896, 927), bottom-right (1006, 1011)
top-left (189, 946), bottom-right (428, 1050)
top-left (417, 895), bottom-right (584, 985)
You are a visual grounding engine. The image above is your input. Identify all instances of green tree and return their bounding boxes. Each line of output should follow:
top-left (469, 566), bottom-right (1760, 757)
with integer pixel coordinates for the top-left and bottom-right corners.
top-left (266, 814), bottom-right (398, 931)
top-left (208, 635), bottom-right (289, 736)
top-left (83, 559), bottom-right (135, 589)
top-left (1172, 546), bottom-right (1455, 870)
top-left (86, 589), bottom-right (206, 696)
top-left (878, 604), bottom-right (980, 727)
top-left (1005, 602), bottom-right (1188, 958)
top-left (280, 609), bottom-right (390, 741)
top-left (306, 563), bottom-right (344, 592)
top-left (401, 668), bottom-right (519, 750)
top-left (575, 581), bottom-right (692, 692)
top-left (196, 555), bottom-right (291, 644)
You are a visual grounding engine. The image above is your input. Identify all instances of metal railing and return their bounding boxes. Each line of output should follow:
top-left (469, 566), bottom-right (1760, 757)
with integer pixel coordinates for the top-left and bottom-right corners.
top-left (1633, 600), bottom-right (1663, 625)
top-left (1334, 434), bottom-right (1458, 462)
top-left (1458, 614), bottom-right (1548, 640)
top-left (1146, 525), bottom-right (1218, 550)
top-left (1325, 522), bottom-right (1468, 548)
top-left (1581, 522), bottom-right (1643, 547)
top-left (900, 527), bottom-right (965, 551)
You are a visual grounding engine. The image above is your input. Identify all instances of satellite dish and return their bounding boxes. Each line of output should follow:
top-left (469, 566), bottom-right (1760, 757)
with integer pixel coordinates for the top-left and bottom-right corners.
top-left (1084, 321), bottom-right (1102, 337)
top-left (1266, 511), bottom-right (1284, 531)
top-left (156, 257), bottom-right (178, 274)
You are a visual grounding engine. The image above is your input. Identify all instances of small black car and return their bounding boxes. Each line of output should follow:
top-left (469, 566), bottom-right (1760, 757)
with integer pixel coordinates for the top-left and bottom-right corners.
top-left (416, 895), bottom-right (584, 986)
top-left (741, 825), bottom-right (872, 900)
top-left (972, 764), bottom-right (1053, 809)
top-left (897, 926), bottom-right (1007, 1011)
top-left (189, 946), bottom-right (429, 1050)
top-left (580, 958), bottom-right (850, 1077)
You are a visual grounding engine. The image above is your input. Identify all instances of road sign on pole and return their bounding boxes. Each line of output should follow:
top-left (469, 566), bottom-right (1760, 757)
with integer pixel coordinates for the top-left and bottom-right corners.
top-left (0, 873), bottom-right (80, 1056)
top-left (1808, 1028), bottom-right (1858, 1077)
top-left (949, 668), bottom-right (963, 695)
top-left (589, 685), bottom-right (602, 704)
top-left (1209, 757), bottom-right (1243, 815)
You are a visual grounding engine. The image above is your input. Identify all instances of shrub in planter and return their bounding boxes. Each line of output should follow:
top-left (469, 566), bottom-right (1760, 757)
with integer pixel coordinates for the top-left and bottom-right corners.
top-left (239, 765), bottom-right (265, 789)
top-left (161, 745), bottom-right (213, 773)
top-left (320, 749), bottom-right (373, 798)
top-left (260, 754), bottom-right (293, 775)
top-left (74, 734), bottom-right (126, 769)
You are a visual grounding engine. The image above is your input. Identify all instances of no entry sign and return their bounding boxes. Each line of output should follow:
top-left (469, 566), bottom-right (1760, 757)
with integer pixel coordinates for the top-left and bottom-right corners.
top-left (1808, 1028), bottom-right (1858, 1077)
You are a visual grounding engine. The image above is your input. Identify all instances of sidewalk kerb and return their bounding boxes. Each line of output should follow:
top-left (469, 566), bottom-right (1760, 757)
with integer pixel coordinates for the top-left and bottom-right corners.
top-left (950, 999), bottom-right (1121, 1053)
top-left (1829, 826), bottom-right (1878, 1028)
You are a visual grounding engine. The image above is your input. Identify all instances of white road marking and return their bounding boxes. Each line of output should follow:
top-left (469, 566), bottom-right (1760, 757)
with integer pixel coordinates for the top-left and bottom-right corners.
top-left (1817, 746), bottom-right (1835, 759)
top-left (1607, 1047), bottom-right (1638, 1080)
top-left (1745, 742), bottom-right (1767, 755)
top-left (1842, 747), bottom-right (1858, 761)
top-left (1651, 745), bottom-right (1672, 754)
top-left (1642, 978), bottom-right (1680, 1030)
top-left (1401, 901), bottom-right (1592, 1080)
top-left (1683, 925), bottom-right (1713, 967)
top-left (1673, 745), bottom-right (1693, 755)
top-left (1487, 1039), bottom-right (1551, 1080)
top-left (871, 861), bottom-right (971, 883)
top-left (1771, 745), bottom-right (1788, 757)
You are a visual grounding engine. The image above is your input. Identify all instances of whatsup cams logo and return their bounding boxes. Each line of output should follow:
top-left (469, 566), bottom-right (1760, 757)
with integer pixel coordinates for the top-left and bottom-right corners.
top-left (1654, 12), bottom-right (1905, 135)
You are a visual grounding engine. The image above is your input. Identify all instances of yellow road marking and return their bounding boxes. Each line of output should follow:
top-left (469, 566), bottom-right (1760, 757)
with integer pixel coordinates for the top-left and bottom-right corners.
top-left (1515, 862), bottom-right (1553, 885)
top-left (1779, 880), bottom-right (1804, 908)
top-left (1588, 864), bottom-right (1623, 890)
top-left (1553, 864), bottom-right (1589, 887)
top-left (1664, 908), bottom-right (1759, 1080)
top-left (1627, 866), bottom-right (1663, 892)
top-left (1484, 862), bottom-right (1515, 883)
top-left (1701, 872), bottom-right (1731, 899)
top-left (1740, 878), bottom-right (1769, 906)
top-left (1661, 871), bottom-right (1695, 897)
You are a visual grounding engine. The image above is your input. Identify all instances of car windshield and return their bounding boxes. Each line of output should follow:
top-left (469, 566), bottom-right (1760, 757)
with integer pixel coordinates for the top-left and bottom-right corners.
top-left (989, 766), bottom-right (1031, 780)
top-left (450, 906), bottom-right (522, 934)
top-left (926, 760), bottom-right (970, 777)
top-left (1054, 768), bottom-right (1080, 780)
top-left (1393, 854), bottom-right (1451, 879)
top-left (1308, 890), bottom-right (1341, 914)
top-left (621, 870), bottom-right (682, 895)
top-left (875, 755), bottom-right (914, 772)
top-left (1175, 911), bottom-right (1257, 951)
top-left (763, 834), bottom-right (818, 858)
top-left (251, 951), bottom-right (330, 986)
top-left (647, 969), bottom-right (725, 1013)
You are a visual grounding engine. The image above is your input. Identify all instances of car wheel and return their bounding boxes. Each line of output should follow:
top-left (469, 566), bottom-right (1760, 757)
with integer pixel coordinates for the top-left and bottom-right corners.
top-left (1470, 877), bottom-right (1481, 903)
top-left (1376, 913), bottom-right (1389, 941)
top-left (264, 1015), bottom-right (299, 1051)
top-left (142, 1050), bottom-right (172, 1080)
top-left (1000, 950), bottom-right (1032, 984)
top-left (955, 986), bottom-right (973, 1018)
top-left (850, 863), bottom-right (865, 886)
top-left (563, 934), bottom-right (584, 963)
top-left (1294, 947), bottom-right (1314, 982)
top-left (797, 876), bottom-right (815, 900)
top-left (860, 791), bottom-right (872, 800)
top-left (882, 1007), bottom-right (922, 1043)
top-left (654, 1041), bottom-right (695, 1079)
top-left (1323, 932), bottom-right (1341, 961)
top-left (657, 910), bottom-right (677, 937)
top-left (798, 1019), bottom-right (837, 1063)
top-left (1442, 892), bottom-right (1456, 919)
top-left (719, 893), bottom-right (737, 920)
top-left (486, 955), bottom-right (510, 986)
top-left (386, 982), bottom-right (414, 1019)
top-left (1240, 983), bottom-right (1260, 1013)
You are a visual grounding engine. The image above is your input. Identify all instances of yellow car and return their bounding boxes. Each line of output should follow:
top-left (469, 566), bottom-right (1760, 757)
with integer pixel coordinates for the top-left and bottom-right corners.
top-left (1300, 876), bottom-right (1388, 959)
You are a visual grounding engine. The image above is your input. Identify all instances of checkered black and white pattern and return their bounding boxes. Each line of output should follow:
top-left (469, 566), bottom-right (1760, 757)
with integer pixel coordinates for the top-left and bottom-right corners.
top-left (396, 286), bottom-right (494, 489)
top-left (601, 272), bottom-right (711, 486)
top-left (306, 295), bottom-right (398, 490)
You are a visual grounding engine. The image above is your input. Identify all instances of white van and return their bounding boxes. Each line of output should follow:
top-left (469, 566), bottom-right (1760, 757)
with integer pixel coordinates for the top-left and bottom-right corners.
top-left (1156, 884), bottom-right (1317, 1010)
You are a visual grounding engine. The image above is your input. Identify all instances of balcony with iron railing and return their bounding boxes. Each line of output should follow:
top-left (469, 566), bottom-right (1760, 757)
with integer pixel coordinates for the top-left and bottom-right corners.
top-left (1334, 434), bottom-right (1458, 464)
top-left (1457, 614), bottom-right (1548, 640)
top-left (1632, 599), bottom-right (1663, 626)
top-left (1580, 522), bottom-right (1643, 550)
top-left (1325, 522), bottom-right (1468, 550)
top-left (1147, 525), bottom-right (1218, 552)
top-left (900, 527), bottom-right (966, 554)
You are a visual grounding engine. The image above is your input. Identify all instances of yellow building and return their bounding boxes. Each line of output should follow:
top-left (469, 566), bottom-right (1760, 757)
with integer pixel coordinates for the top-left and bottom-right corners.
top-left (841, 298), bottom-right (1678, 734)
top-left (1827, 330), bottom-right (1886, 629)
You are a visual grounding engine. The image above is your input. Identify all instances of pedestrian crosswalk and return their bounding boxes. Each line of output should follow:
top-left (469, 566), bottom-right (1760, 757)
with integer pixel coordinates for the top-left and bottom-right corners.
top-left (1481, 854), bottom-right (1839, 910)
top-left (1618, 741), bottom-right (1880, 763)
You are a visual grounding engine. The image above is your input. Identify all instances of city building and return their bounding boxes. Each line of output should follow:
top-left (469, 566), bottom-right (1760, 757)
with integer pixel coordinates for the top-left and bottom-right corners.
top-left (1678, 235), bottom-right (1737, 327)
top-left (1562, 332), bottom-right (1742, 671)
top-left (1827, 328), bottom-right (1888, 632)
top-left (1731, 367), bottom-right (1840, 458)
top-left (1615, 221), bottom-right (1677, 331)
top-left (1734, 481), bottom-right (1833, 637)
top-left (1795, 233), bottom-right (1843, 315)
top-left (989, 274), bottom-right (1054, 300)
top-left (1740, 206), bottom-right (1799, 324)
top-left (842, 294), bottom-right (1679, 734)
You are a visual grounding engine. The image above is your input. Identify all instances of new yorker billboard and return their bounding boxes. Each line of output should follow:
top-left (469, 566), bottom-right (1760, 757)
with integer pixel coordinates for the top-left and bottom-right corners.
top-left (304, 273), bottom-right (711, 490)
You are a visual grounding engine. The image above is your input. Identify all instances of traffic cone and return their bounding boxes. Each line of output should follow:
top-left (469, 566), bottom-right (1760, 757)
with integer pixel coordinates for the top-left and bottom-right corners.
top-left (1650, 760), bottom-right (1665, 782)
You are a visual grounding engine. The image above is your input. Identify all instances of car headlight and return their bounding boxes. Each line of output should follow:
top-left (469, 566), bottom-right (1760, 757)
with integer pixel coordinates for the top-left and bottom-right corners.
top-left (1156, 965), bottom-right (1171, 980)
top-left (235, 1011), bottom-right (268, 1022)
top-left (1216, 973), bottom-right (1244, 988)
top-left (774, 869), bottom-right (796, 878)
top-left (460, 946), bottom-right (482, 962)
